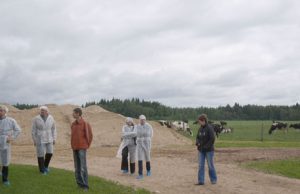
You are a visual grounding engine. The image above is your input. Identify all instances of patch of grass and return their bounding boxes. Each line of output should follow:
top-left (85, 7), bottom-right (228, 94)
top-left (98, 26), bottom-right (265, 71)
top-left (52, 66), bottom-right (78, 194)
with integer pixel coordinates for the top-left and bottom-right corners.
top-left (244, 158), bottom-right (300, 179)
top-left (188, 120), bottom-right (300, 148)
top-left (215, 140), bottom-right (300, 148)
top-left (0, 164), bottom-right (150, 194)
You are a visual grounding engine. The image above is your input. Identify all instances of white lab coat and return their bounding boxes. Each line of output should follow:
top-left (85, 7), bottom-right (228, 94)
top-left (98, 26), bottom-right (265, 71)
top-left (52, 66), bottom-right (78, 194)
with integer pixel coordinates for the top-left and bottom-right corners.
top-left (136, 123), bottom-right (153, 161)
top-left (32, 115), bottom-right (57, 145)
top-left (0, 117), bottom-right (21, 166)
top-left (116, 125), bottom-right (137, 162)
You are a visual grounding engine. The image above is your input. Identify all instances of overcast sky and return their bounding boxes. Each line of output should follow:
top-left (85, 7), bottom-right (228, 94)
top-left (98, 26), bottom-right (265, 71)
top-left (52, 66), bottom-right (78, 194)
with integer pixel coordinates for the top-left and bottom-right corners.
top-left (0, 0), bottom-right (299, 107)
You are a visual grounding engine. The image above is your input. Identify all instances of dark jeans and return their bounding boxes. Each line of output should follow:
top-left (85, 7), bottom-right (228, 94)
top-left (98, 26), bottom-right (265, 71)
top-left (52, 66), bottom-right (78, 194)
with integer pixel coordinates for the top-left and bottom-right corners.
top-left (73, 150), bottom-right (89, 189)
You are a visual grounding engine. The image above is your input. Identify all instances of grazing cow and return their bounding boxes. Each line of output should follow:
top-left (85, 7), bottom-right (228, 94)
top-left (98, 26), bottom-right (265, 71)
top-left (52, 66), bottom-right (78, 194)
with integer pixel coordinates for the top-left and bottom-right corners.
top-left (158, 120), bottom-right (172, 128)
top-left (290, 123), bottom-right (300, 130)
top-left (220, 121), bottom-right (227, 126)
top-left (221, 127), bottom-right (233, 133)
top-left (171, 121), bottom-right (193, 136)
top-left (211, 123), bottom-right (223, 138)
top-left (269, 121), bottom-right (288, 134)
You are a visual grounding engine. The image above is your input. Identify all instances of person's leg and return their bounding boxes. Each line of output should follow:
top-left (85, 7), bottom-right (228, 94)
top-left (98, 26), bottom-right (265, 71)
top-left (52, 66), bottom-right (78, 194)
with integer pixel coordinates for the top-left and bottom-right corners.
top-left (198, 151), bottom-right (206, 184)
top-left (2, 166), bottom-right (8, 184)
top-left (137, 160), bottom-right (143, 179)
top-left (36, 143), bottom-right (46, 173)
top-left (206, 151), bottom-right (217, 184)
top-left (44, 143), bottom-right (53, 172)
top-left (121, 146), bottom-right (129, 172)
top-left (73, 150), bottom-right (81, 187)
top-left (145, 147), bottom-right (151, 176)
top-left (146, 161), bottom-right (151, 176)
top-left (77, 150), bottom-right (89, 189)
top-left (129, 145), bottom-right (136, 174)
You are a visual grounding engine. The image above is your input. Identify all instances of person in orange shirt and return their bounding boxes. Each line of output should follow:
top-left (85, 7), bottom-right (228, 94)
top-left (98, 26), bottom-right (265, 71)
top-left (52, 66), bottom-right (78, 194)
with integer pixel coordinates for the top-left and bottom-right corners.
top-left (71, 108), bottom-right (93, 191)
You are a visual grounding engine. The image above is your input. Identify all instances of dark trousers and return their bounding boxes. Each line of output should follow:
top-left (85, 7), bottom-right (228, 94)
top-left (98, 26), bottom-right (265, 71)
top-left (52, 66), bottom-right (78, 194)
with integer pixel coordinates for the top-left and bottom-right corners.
top-left (138, 161), bottom-right (151, 175)
top-left (121, 147), bottom-right (135, 173)
top-left (2, 166), bottom-right (8, 182)
top-left (121, 147), bottom-right (129, 171)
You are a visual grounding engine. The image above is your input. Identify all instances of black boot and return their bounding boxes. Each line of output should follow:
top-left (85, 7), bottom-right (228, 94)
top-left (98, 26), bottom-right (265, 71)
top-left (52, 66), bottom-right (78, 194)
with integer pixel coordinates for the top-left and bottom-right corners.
top-left (121, 147), bottom-right (129, 171)
top-left (44, 153), bottom-right (53, 170)
top-left (146, 161), bottom-right (151, 176)
top-left (37, 157), bottom-right (46, 173)
top-left (130, 163), bottom-right (135, 174)
top-left (2, 166), bottom-right (8, 183)
top-left (138, 160), bottom-right (143, 175)
top-left (146, 161), bottom-right (151, 171)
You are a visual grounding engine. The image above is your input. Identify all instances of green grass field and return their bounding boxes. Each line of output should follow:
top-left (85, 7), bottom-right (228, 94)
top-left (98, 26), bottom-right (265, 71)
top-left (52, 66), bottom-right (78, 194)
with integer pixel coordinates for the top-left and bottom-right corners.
top-left (244, 158), bottom-right (300, 179)
top-left (187, 120), bottom-right (300, 147)
top-left (0, 164), bottom-right (150, 194)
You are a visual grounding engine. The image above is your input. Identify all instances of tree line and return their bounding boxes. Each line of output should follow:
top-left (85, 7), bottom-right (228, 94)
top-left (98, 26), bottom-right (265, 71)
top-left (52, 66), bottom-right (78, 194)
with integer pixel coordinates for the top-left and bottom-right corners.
top-left (83, 98), bottom-right (300, 121)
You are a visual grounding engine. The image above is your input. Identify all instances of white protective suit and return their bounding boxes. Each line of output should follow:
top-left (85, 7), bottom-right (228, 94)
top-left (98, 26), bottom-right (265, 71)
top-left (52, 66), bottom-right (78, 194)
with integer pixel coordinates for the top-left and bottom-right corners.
top-left (0, 117), bottom-right (21, 166)
top-left (136, 122), bottom-right (153, 161)
top-left (32, 115), bottom-right (57, 157)
top-left (116, 125), bottom-right (137, 162)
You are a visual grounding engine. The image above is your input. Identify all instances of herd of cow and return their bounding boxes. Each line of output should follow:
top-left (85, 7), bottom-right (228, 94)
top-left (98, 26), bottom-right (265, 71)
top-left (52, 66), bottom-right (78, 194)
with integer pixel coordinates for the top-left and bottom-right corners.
top-left (158, 120), bottom-right (300, 137)
top-left (268, 121), bottom-right (300, 134)
top-left (158, 120), bottom-right (233, 137)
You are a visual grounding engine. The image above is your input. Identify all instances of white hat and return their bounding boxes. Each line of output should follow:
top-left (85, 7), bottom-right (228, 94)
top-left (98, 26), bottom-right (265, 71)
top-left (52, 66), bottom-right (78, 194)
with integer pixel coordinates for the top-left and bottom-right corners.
top-left (125, 117), bottom-right (133, 123)
top-left (139, 115), bottom-right (146, 120)
top-left (40, 106), bottom-right (49, 112)
top-left (0, 105), bottom-right (8, 113)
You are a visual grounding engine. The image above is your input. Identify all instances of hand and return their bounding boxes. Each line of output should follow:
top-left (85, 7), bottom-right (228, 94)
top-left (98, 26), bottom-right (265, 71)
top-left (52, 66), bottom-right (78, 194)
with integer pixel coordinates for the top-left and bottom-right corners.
top-left (6, 135), bottom-right (12, 143)
top-left (34, 142), bottom-right (36, 146)
top-left (53, 140), bottom-right (56, 145)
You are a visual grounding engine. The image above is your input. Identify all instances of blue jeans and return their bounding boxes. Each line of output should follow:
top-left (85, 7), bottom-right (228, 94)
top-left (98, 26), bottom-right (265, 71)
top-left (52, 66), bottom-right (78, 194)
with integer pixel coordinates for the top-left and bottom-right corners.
top-left (73, 150), bottom-right (89, 189)
top-left (198, 151), bottom-right (217, 184)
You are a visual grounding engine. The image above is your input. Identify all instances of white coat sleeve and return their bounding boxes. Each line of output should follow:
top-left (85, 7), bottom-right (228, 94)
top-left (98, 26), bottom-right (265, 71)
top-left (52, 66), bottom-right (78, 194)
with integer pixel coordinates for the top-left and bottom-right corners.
top-left (11, 119), bottom-right (21, 140)
top-left (52, 120), bottom-right (57, 141)
top-left (32, 119), bottom-right (37, 144)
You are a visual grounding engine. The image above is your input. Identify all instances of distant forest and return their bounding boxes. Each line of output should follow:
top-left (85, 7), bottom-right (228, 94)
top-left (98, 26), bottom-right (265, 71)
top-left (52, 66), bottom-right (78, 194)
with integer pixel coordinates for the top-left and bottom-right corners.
top-left (82, 98), bottom-right (300, 121)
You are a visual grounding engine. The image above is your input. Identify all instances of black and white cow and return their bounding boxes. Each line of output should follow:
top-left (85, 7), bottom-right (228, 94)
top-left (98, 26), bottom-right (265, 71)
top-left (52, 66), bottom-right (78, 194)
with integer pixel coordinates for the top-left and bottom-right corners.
top-left (290, 123), bottom-right (300, 130)
top-left (269, 121), bottom-right (288, 134)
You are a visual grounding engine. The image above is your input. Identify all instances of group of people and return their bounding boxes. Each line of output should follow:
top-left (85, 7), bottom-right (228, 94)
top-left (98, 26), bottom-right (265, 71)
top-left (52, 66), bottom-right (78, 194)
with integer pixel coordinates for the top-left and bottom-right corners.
top-left (0, 105), bottom-right (93, 191)
top-left (0, 103), bottom-right (217, 190)
top-left (116, 115), bottom-right (153, 179)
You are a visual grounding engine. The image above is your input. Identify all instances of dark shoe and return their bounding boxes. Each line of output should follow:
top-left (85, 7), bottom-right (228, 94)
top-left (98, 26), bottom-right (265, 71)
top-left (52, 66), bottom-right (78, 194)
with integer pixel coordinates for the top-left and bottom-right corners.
top-left (211, 181), bottom-right (217, 184)
top-left (195, 182), bottom-right (204, 186)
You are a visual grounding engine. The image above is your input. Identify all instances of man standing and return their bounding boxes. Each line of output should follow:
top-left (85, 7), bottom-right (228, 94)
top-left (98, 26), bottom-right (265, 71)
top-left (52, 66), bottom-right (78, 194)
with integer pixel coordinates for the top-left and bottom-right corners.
top-left (32, 106), bottom-right (57, 174)
top-left (71, 108), bottom-right (93, 191)
top-left (0, 105), bottom-right (21, 186)
top-left (195, 114), bottom-right (217, 185)
top-left (136, 115), bottom-right (153, 179)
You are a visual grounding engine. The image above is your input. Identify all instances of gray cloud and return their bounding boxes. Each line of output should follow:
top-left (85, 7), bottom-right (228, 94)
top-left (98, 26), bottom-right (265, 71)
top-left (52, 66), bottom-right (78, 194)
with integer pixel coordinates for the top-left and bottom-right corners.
top-left (0, 0), bottom-right (299, 107)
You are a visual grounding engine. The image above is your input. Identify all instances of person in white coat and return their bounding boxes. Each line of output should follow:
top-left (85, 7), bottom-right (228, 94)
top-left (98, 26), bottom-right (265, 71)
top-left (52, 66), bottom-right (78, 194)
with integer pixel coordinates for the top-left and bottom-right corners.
top-left (116, 117), bottom-right (137, 174)
top-left (32, 106), bottom-right (57, 174)
top-left (136, 115), bottom-right (153, 179)
top-left (0, 105), bottom-right (21, 186)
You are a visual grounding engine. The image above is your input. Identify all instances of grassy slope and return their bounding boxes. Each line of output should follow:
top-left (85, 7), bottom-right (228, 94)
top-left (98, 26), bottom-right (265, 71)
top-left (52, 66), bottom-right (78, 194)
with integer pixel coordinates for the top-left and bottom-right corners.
top-left (0, 164), bottom-right (150, 194)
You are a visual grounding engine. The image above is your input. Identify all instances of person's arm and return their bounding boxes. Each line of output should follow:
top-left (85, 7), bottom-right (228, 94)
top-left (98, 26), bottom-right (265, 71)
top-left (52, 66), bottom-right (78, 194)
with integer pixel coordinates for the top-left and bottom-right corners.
top-left (51, 119), bottom-right (57, 145)
top-left (8, 119), bottom-right (21, 143)
top-left (87, 122), bottom-right (93, 147)
top-left (31, 118), bottom-right (38, 146)
top-left (195, 128), bottom-right (200, 146)
top-left (122, 126), bottom-right (137, 138)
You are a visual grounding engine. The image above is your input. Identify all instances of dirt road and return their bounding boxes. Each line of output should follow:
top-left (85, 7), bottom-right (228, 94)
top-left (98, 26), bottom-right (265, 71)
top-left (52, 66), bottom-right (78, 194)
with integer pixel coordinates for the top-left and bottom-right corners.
top-left (11, 145), bottom-right (300, 194)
